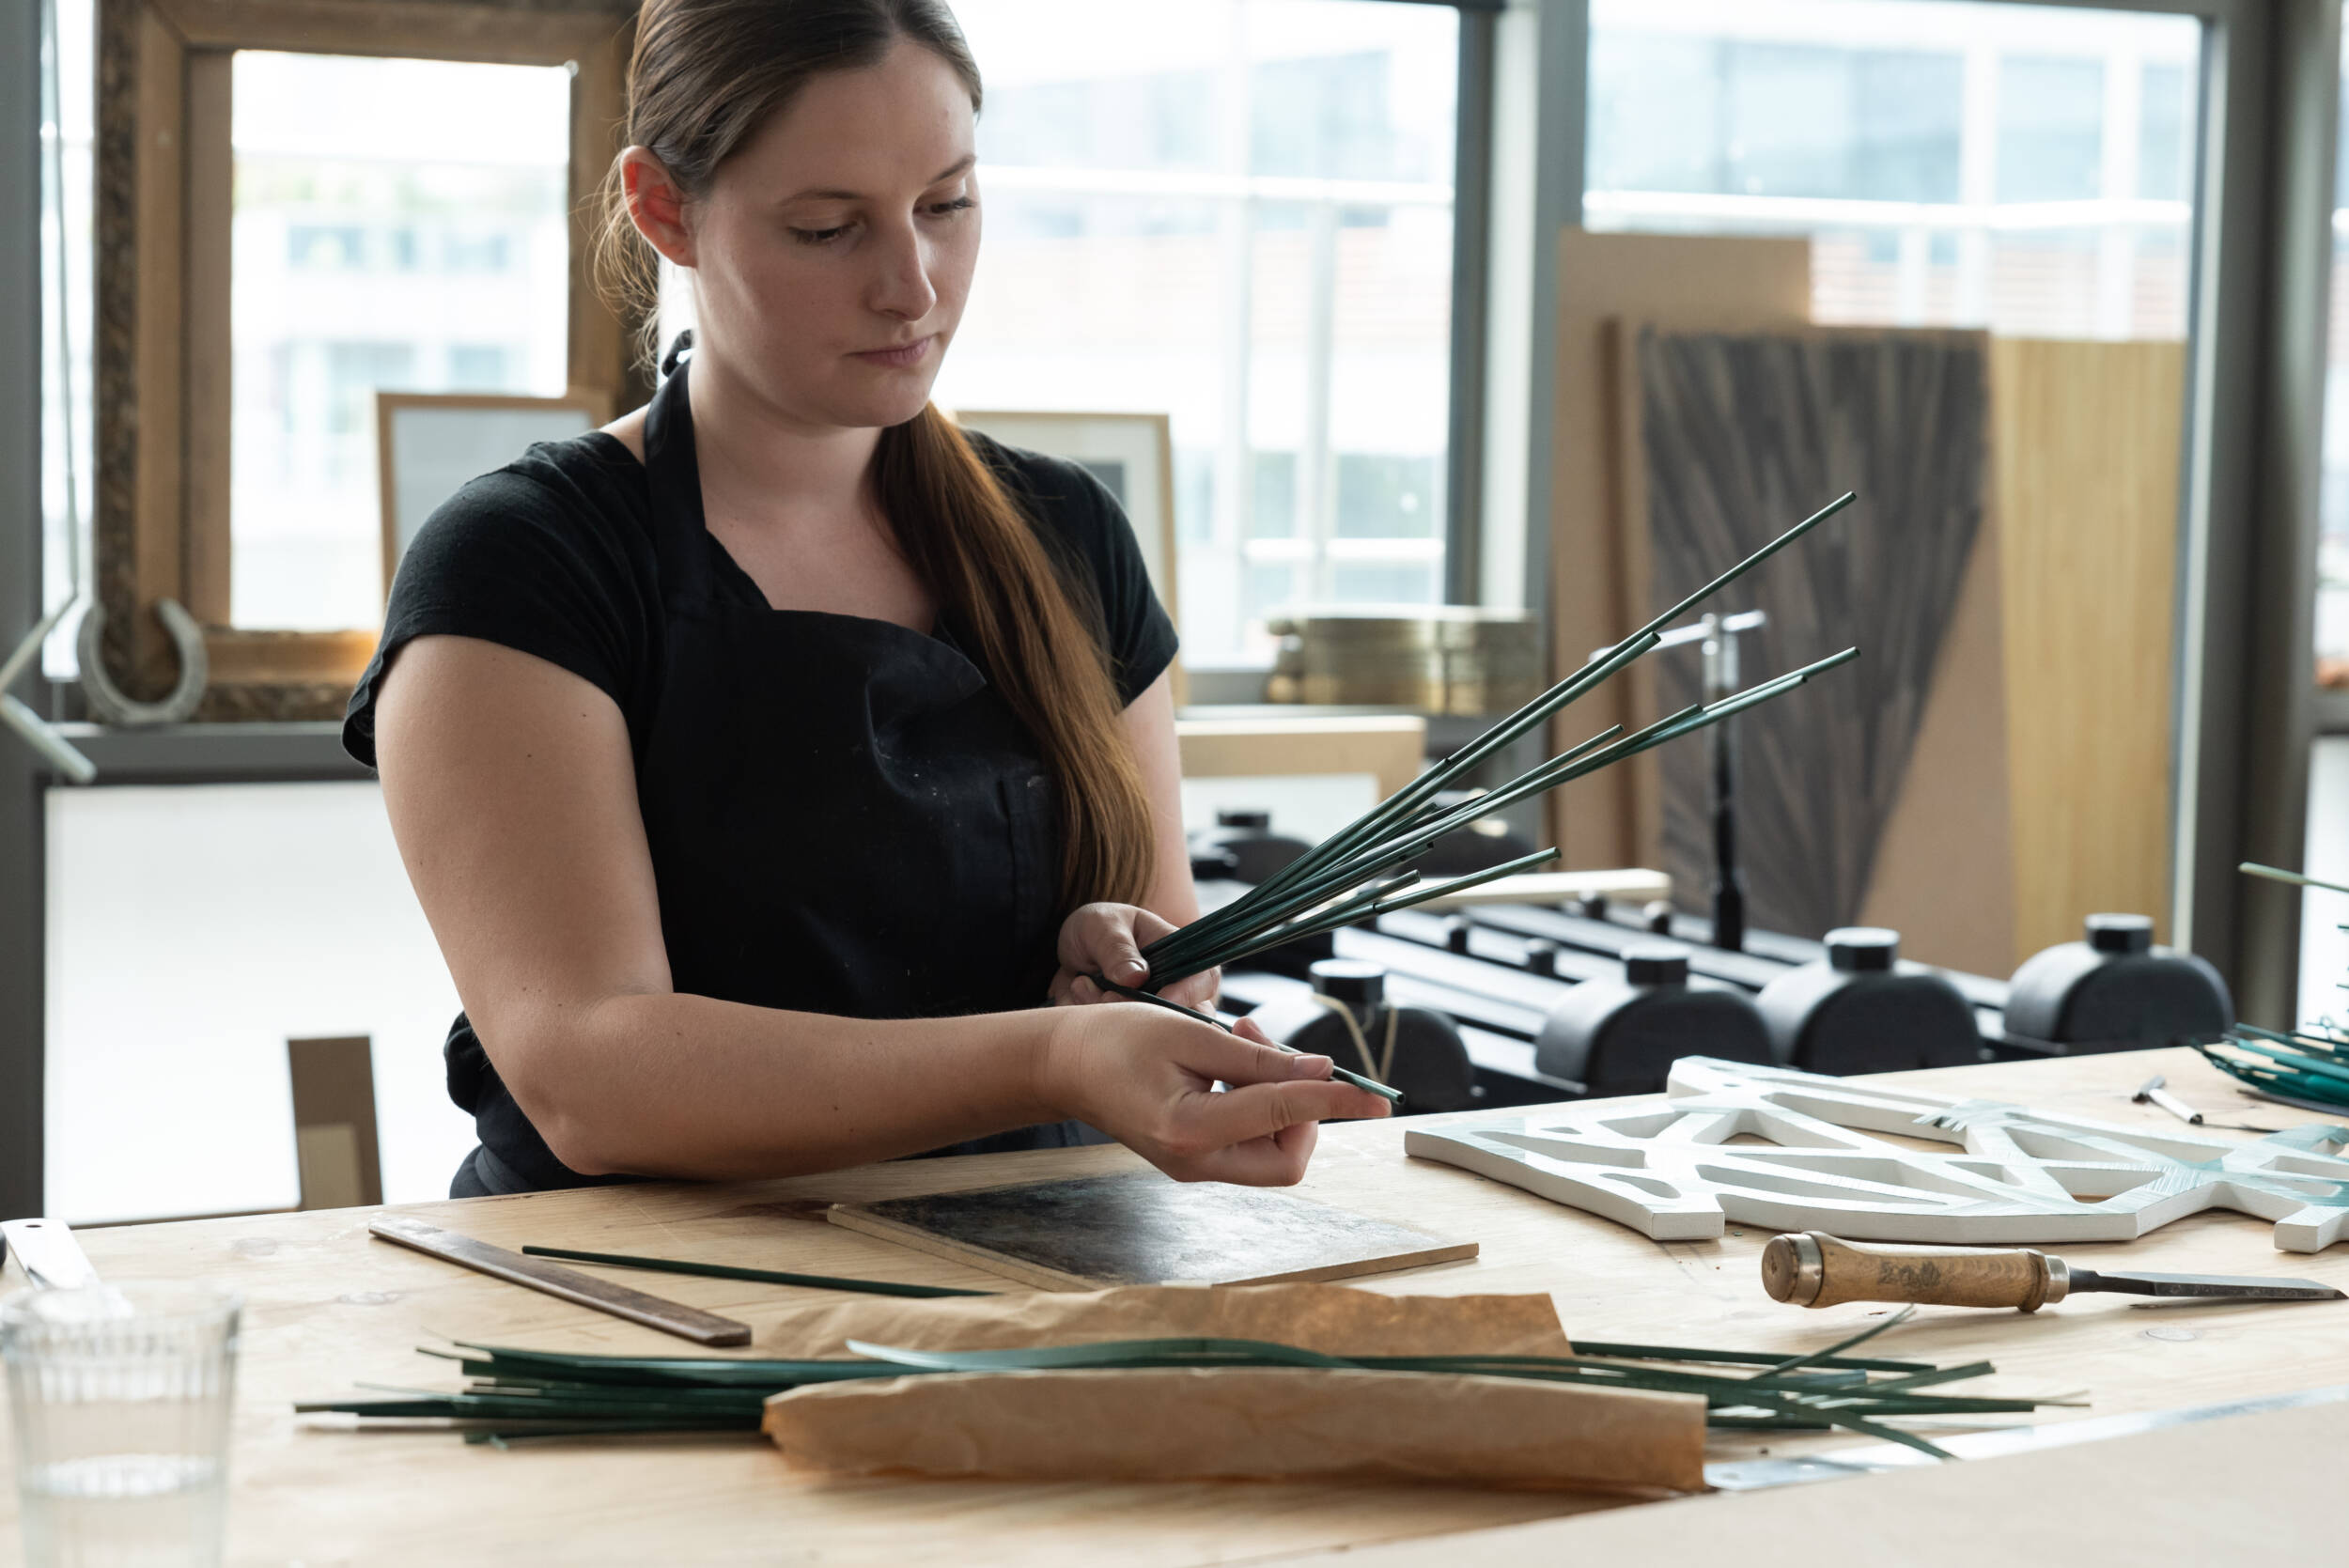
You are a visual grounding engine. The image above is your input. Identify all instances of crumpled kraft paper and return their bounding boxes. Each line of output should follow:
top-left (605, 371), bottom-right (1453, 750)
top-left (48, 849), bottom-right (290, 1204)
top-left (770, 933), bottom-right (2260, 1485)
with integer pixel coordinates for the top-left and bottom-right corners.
top-left (756, 1281), bottom-right (1575, 1358)
top-left (761, 1368), bottom-right (1707, 1494)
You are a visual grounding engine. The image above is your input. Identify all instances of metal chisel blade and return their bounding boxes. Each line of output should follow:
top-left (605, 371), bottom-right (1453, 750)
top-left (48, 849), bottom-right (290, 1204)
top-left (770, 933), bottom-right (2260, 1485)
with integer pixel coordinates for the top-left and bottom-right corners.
top-left (2070, 1266), bottom-right (2345, 1301)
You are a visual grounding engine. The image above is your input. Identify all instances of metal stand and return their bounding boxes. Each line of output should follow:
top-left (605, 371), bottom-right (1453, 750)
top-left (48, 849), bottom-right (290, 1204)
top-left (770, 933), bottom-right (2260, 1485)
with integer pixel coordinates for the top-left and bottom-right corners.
top-left (1592, 608), bottom-right (1765, 954)
top-left (1701, 613), bottom-right (1748, 954)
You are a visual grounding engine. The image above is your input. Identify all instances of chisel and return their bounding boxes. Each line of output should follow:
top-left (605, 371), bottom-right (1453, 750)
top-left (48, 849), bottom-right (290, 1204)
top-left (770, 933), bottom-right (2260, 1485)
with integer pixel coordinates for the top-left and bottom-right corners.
top-left (1761, 1231), bottom-right (2347, 1312)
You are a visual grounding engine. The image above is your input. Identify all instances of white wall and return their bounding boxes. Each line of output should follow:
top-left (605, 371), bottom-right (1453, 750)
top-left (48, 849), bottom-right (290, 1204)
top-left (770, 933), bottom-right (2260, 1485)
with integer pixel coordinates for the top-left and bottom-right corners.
top-left (2299, 737), bottom-right (2349, 1032)
top-left (44, 783), bottom-right (474, 1222)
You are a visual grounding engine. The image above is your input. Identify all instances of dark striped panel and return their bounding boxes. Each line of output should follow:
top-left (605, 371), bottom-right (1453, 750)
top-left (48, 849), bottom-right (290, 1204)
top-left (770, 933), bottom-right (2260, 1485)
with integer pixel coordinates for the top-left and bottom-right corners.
top-left (1636, 329), bottom-right (1989, 941)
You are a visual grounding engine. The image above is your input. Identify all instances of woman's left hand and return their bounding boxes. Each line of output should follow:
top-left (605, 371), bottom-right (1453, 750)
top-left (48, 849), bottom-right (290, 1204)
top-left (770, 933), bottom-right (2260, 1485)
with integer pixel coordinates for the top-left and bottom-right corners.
top-left (1050, 902), bottom-right (1221, 1013)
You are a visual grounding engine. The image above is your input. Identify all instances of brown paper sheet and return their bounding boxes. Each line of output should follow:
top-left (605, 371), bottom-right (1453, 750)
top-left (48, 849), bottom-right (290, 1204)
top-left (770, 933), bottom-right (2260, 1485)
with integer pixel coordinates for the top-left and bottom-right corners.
top-left (756, 1281), bottom-right (1574, 1358)
top-left (762, 1368), bottom-right (1707, 1495)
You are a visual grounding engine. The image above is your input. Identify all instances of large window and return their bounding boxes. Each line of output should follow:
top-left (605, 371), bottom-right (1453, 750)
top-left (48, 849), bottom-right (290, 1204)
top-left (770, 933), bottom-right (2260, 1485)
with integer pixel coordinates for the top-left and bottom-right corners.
top-left (1586, 0), bottom-right (2200, 339)
top-left (931, 0), bottom-right (1463, 664)
top-left (2302, 13), bottom-right (2349, 1028)
top-left (2315, 29), bottom-right (2349, 688)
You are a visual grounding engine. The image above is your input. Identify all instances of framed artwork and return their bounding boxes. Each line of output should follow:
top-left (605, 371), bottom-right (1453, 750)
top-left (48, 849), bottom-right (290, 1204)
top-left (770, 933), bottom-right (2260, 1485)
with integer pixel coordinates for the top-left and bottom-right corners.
top-left (951, 410), bottom-right (1183, 699)
top-left (92, 0), bottom-right (641, 719)
top-left (375, 391), bottom-right (613, 605)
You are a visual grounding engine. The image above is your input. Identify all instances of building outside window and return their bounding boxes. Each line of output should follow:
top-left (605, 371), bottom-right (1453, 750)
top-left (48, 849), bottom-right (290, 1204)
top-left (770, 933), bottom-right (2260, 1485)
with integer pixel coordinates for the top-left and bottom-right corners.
top-left (1585, 0), bottom-right (2200, 341)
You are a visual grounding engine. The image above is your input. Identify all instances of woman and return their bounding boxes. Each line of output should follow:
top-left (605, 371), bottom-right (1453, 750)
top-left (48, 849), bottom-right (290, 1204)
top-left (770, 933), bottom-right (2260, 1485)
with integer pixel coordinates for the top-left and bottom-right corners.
top-left (343, 0), bottom-right (1389, 1197)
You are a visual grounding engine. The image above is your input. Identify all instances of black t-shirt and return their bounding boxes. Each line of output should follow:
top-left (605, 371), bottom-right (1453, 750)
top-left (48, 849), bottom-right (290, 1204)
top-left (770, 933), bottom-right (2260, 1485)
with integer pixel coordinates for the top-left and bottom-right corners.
top-left (339, 420), bottom-right (1178, 1194)
top-left (343, 428), bottom-right (1177, 766)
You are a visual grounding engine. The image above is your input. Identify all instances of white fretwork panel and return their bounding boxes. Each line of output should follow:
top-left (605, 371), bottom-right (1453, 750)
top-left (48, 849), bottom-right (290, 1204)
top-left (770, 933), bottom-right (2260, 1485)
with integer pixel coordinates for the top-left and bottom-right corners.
top-left (1406, 1058), bottom-right (2349, 1252)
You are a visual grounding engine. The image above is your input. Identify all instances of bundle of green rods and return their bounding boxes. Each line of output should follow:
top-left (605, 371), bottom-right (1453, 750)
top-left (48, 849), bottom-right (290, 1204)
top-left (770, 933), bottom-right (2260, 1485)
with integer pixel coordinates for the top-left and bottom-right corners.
top-left (2199, 1023), bottom-right (2349, 1112)
top-left (1133, 491), bottom-right (1861, 995)
top-left (2201, 862), bottom-right (2349, 1111)
top-left (299, 1308), bottom-right (2067, 1459)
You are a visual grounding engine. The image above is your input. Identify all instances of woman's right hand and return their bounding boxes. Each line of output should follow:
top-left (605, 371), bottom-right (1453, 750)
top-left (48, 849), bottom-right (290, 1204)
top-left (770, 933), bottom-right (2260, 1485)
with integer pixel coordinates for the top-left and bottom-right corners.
top-left (1035, 1004), bottom-right (1392, 1185)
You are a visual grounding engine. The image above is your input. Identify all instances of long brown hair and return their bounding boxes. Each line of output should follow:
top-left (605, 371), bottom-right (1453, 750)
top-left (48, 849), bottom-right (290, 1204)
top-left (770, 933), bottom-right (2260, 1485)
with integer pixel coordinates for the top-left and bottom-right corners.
top-left (594, 0), bottom-right (1156, 909)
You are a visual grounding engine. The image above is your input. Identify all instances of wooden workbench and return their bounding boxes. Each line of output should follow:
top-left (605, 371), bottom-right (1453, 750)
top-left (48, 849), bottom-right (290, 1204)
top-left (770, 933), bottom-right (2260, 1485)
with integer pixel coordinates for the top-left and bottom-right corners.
top-left (5, 1048), bottom-right (2344, 1565)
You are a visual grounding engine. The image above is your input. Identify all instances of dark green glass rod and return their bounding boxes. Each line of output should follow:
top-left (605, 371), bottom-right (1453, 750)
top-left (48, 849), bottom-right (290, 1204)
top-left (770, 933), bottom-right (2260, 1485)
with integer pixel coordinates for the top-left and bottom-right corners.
top-left (519, 1245), bottom-right (994, 1297)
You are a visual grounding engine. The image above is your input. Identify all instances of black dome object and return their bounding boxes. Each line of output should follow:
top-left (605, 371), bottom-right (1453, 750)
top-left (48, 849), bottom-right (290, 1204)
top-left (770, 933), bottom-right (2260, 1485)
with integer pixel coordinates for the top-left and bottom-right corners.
top-left (1536, 947), bottom-right (1772, 1097)
top-left (1755, 928), bottom-right (1980, 1075)
top-left (1187, 810), bottom-right (1311, 885)
top-left (2004, 914), bottom-right (2232, 1049)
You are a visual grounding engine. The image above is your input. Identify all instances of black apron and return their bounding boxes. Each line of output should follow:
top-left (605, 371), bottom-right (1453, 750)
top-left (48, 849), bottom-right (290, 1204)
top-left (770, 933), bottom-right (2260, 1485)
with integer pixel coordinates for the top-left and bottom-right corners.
top-left (448, 362), bottom-right (1097, 1197)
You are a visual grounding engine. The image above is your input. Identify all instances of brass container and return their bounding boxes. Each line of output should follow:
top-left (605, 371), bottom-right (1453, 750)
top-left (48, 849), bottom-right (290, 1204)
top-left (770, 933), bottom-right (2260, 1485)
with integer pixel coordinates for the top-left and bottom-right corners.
top-left (1264, 608), bottom-right (1542, 715)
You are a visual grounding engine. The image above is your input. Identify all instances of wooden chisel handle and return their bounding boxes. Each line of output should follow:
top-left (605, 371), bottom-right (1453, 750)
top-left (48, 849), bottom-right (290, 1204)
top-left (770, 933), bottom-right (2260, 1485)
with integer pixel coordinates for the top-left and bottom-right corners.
top-left (1761, 1232), bottom-right (2070, 1312)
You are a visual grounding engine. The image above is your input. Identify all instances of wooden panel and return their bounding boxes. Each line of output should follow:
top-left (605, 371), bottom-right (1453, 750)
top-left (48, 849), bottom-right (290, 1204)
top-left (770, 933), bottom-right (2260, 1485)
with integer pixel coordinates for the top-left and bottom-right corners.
top-left (1547, 231), bottom-right (1812, 872)
top-left (202, 629), bottom-right (377, 685)
top-left (8, 1048), bottom-right (2347, 1564)
top-left (150, 0), bottom-right (627, 65)
top-left (1993, 338), bottom-right (2185, 961)
top-left (1176, 714), bottom-right (1427, 802)
top-left (1853, 503), bottom-right (2017, 976)
top-left (123, 3), bottom-right (188, 690)
top-left (567, 16), bottom-right (643, 406)
top-left (288, 1035), bottom-right (381, 1209)
top-left (181, 47), bottom-right (232, 625)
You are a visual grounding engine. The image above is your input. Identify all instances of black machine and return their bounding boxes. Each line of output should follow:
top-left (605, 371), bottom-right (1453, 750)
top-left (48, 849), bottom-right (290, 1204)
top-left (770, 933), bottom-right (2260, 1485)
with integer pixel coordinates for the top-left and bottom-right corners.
top-left (1751, 927), bottom-right (1981, 1075)
top-left (1244, 959), bottom-right (1480, 1113)
top-left (2003, 913), bottom-right (2233, 1052)
top-left (1196, 799), bottom-right (2234, 1110)
top-left (1206, 879), bottom-right (2231, 1111)
top-left (1187, 809), bottom-right (1311, 885)
top-left (1533, 942), bottom-right (1774, 1096)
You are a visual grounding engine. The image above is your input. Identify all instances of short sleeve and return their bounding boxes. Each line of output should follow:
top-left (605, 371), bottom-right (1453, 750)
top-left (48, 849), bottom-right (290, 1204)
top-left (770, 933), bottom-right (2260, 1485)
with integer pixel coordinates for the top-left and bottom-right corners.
top-left (972, 436), bottom-right (1180, 706)
top-left (341, 443), bottom-right (652, 768)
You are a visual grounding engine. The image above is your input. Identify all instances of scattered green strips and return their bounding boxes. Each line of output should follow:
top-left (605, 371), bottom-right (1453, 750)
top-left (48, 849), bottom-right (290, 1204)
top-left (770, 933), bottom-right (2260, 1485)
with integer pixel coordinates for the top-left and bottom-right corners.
top-left (1762, 1305), bottom-right (1918, 1376)
top-left (517, 1245), bottom-right (993, 1299)
top-left (2199, 1023), bottom-right (2349, 1113)
top-left (299, 1311), bottom-right (2064, 1459)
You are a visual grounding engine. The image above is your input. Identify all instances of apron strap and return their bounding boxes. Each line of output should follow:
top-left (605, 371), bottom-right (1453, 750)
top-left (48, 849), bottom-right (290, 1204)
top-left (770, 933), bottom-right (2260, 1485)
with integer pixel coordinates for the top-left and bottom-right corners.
top-left (641, 358), bottom-right (720, 604)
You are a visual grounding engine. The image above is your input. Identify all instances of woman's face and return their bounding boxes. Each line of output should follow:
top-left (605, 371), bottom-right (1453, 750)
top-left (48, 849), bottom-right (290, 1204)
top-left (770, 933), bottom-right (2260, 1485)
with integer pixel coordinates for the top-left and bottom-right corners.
top-left (657, 39), bottom-right (981, 431)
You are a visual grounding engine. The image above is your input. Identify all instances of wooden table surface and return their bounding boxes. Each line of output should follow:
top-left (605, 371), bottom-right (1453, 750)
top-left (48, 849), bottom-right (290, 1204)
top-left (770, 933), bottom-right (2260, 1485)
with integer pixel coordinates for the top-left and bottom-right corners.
top-left (6, 1048), bottom-right (2344, 1567)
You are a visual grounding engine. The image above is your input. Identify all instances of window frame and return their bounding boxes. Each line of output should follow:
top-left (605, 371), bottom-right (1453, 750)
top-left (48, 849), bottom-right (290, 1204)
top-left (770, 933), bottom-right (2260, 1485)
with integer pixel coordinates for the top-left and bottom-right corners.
top-left (90, 0), bottom-right (644, 720)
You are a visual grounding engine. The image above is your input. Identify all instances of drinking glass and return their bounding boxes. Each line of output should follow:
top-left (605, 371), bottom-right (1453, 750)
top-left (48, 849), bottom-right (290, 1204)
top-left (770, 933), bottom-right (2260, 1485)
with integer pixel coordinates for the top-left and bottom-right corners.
top-left (2, 1282), bottom-right (241, 1568)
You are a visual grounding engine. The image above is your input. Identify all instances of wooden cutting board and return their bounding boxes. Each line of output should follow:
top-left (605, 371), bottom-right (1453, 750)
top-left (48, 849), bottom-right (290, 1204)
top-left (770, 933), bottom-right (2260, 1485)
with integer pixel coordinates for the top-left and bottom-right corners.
top-left (826, 1172), bottom-right (1475, 1291)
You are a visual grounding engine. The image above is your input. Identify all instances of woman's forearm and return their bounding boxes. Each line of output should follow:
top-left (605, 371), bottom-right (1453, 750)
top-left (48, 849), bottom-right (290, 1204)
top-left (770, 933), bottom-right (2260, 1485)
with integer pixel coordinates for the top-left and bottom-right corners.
top-left (507, 991), bottom-right (1066, 1181)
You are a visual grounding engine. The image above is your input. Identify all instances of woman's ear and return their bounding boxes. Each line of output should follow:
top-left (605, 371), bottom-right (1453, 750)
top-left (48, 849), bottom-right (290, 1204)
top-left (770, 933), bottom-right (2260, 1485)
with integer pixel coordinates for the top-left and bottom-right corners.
top-left (621, 147), bottom-right (697, 269)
